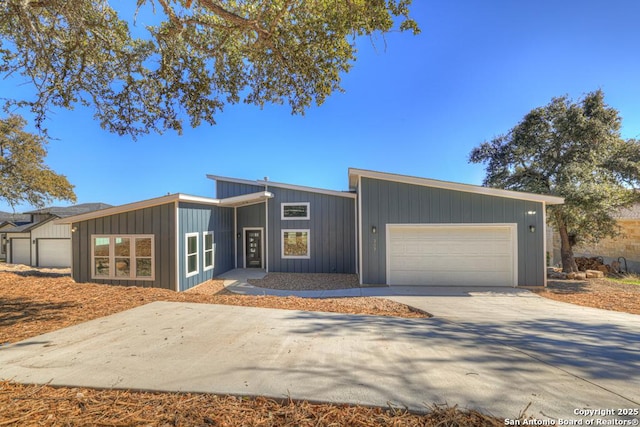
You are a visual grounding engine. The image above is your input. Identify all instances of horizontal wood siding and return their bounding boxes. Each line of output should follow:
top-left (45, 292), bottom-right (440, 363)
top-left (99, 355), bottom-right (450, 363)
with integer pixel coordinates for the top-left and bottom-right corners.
top-left (267, 188), bottom-right (356, 274)
top-left (71, 203), bottom-right (176, 290)
top-left (178, 203), bottom-right (234, 291)
top-left (360, 177), bottom-right (545, 286)
top-left (216, 181), bottom-right (264, 198)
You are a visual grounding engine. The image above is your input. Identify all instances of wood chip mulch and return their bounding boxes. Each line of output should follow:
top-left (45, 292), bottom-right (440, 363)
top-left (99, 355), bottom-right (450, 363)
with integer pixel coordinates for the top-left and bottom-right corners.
top-left (0, 272), bottom-right (427, 345)
top-left (533, 278), bottom-right (640, 315)
top-left (0, 271), bottom-right (514, 426)
top-left (0, 380), bottom-right (506, 427)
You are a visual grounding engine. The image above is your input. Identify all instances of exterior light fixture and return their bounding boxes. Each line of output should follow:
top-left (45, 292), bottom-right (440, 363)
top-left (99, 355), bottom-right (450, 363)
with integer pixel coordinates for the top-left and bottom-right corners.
top-left (237, 232), bottom-right (241, 239)
top-left (371, 226), bottom-right (377, 234)
top-left (527, 210), bottom-right (537, 215)
top-left (529, 225), bottom-right (536, 233)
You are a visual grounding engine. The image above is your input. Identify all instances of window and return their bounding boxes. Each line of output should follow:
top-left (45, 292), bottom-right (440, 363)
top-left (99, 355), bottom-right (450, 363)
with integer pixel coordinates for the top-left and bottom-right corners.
top-left (91, 235), bottom-right (154, 280)
top-left (282, 229), bottom-right (310, 259)
top-left (203, 231), bottom-right (214, 271)
top-left (186, 233), bottom-right (199, 277)
top-left (281, 202), bottom-right (310, 220)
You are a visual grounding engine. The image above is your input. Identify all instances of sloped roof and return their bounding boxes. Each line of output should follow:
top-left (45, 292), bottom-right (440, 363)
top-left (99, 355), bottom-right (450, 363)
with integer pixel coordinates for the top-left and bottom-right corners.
top-left (0, 211), bottom-right (31, 223)
top-left (348, 168), bottom-right (565, 205)
top-left (25, 203), bottom-right (113, 218)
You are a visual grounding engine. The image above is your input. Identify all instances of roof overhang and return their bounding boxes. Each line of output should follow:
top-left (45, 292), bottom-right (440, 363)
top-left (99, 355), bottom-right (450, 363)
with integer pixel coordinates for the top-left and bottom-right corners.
top-left (54, 192), bottom-right (275, 225)
top-left (348, 168), bottom-right (565, 205)
top-left (208, 174), bottom-right (357, 199)
top-left (218, 191), bottom-right (273, 207)
top-left (55, 194), bottom-right (221, 224)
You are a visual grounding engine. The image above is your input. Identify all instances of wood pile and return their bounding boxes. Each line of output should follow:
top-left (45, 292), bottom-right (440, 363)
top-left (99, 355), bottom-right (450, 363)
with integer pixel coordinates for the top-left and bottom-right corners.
top-left (574, 257), bottom-right (610, 273)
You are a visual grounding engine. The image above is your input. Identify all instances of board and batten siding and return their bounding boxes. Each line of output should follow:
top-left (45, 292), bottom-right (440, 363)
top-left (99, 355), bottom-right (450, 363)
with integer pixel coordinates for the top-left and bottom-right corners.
top-left (359, 177), bottom-right (545, 286)
top-left (267, 187), bottom-right (356, 274)
top-left (216, 181), bottom-right (264, 198)
top-left (72, 203), bottom-right (176, 290)
top-left (178, 203), bottom-right (234, 291)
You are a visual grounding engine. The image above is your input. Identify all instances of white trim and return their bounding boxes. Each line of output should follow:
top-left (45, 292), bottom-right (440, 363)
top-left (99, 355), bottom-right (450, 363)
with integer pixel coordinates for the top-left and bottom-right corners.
top-left (218, 191), bottom-right (273, 207)
top-left (281, 202), bottom-right (310, 220)
top-left (175, 202), bottom-right (180, 292)
top-left (203, 231), bottom-right (214, 271)
top-left (385, 223), bottom-right (518, 287)
top-left (55, 193), bottom-right (221, 224)
top-left (281, 229), bottom-right (311, 259)
top-left (348, 168), bottom-right (564, 205)
top-left (207, 174), bottom-right (357, 199)
top-left (185, 232), bottom-right (199, 278)
top-left (243, 227), bottom-right (264, 269)
top-left (90, 234), bottom-right (155, 281)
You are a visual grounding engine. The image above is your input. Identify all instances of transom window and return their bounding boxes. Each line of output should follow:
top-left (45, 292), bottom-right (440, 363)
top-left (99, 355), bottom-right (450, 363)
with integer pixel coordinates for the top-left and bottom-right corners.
top-left (281, 202), bottom-right (310, 220)
top-left (203, 231), bottom-right (214, 271)
top-left (92, 235), bottom-right (154, 280)
top-left (282, 229), bottom-right (310, 259)
top-left (186, 233), bottom-right (199, 277)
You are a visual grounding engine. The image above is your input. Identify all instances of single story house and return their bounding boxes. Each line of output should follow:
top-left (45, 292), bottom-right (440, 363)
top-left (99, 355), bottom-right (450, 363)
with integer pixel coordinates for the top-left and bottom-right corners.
top-left (56, 168), bottom-right (563, 291)
top-left (2, 204), bottom-right (110, 268)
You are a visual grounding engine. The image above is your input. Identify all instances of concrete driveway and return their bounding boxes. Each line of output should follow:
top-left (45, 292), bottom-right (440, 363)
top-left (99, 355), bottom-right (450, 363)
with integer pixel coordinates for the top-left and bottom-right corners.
top-left (0, 288), bottom-right (638, 423)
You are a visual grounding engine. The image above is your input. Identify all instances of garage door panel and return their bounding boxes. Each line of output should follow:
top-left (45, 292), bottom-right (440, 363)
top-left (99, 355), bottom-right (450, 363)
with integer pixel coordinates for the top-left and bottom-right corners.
top-left (11, 239), bottom-right (30, 265)
top-left (387, 225), bottom-right (516, 287)
top-left (38, 239), bottom-right (71, 268)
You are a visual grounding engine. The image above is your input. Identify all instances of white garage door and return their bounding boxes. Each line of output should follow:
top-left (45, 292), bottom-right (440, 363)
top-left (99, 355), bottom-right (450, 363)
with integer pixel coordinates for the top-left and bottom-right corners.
top-left (387, 224), bottom-right (517, 287)
top-left (11, 238), bottom-right (31, 265)
top-left (38, 239), bottom-right (71, 268)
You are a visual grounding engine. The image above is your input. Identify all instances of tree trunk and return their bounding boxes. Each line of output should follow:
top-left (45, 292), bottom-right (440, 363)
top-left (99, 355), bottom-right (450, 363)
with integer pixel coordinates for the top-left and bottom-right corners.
top-left (557, 221), bottom-right (579, 273)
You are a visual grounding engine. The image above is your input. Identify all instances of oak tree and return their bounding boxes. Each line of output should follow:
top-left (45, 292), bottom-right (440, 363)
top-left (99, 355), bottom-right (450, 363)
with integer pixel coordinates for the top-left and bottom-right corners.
top-left (0, 115), bottom-right (76, 209)
top-left (469, 90), bottom-right (640, 272)
top-left (0, 0), bottom-right (419, 138)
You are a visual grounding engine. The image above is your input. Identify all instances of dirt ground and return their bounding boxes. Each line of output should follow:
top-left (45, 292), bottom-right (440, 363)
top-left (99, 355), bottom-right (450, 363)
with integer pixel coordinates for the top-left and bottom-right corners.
top-left (2, 267), bottom-right (636, 426)
top-left (533, 278), bottom-right (640, 315)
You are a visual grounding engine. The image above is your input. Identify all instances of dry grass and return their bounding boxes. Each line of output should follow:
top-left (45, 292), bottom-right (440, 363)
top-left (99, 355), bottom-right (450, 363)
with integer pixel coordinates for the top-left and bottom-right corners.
top-left (534, 278), bottom-right (640, 315)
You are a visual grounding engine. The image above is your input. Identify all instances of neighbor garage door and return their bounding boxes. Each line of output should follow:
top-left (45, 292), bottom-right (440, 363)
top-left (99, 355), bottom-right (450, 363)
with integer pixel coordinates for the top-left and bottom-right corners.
top-left (37, 239), bottom-right (71, 268)
top-left (387, 224), bottom-right (516, 287)
top-left (10, 238), bottom-right (31, 265)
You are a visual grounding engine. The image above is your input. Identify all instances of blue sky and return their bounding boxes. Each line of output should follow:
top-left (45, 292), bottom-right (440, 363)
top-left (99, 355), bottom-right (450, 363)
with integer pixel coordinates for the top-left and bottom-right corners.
top-left (2, 0), bottom-right (640, 212)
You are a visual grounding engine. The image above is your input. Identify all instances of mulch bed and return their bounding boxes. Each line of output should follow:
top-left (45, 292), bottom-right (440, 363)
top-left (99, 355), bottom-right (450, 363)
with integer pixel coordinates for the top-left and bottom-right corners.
top-left (248, 272), bottom-right (360, 290)
top-left (533, 278), bottom-right (640, 315)
top-left (0, 381), bottom-right (507, 426)
top-left (0, 272), bottom-right (427, 345)
top-left (0, 272), bottom-right (515, 426)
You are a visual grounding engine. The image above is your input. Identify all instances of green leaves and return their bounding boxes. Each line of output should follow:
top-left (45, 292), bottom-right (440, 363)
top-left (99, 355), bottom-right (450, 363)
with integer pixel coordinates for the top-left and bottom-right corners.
top-left (0, 115), bottom-right (76, 209)
top-left (0, 0), bottom-right (418, 138)
top-left (470, 90), bottom-right (640, 249)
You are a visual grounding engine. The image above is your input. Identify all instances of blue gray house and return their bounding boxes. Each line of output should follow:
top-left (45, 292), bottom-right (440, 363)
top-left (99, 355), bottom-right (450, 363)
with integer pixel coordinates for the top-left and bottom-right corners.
top-left (57, 168), bottom-right (563, 291)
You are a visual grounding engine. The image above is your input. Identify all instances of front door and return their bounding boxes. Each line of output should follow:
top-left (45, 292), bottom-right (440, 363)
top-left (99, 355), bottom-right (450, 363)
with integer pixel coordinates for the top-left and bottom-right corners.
top-left (245, 230), bottom-right (262, 268)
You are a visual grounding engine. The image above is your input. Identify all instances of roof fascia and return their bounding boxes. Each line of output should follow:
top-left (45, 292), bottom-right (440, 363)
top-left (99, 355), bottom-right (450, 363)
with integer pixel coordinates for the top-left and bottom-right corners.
top-left (218, 191), bottom-right (274, 207)
top-left (348, 168), bottom-right (564, 205)
top-left (54, 194), bottom-right (220, 224)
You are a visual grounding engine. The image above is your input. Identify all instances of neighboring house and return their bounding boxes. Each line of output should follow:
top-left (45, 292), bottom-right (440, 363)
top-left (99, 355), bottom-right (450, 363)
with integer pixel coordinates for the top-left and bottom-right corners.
top-left (56, 168), bottom-right (563, 291)
top-left (2, 203), bottom-right (111, 268)
top-left (549, 203), bottom-right (640, 273)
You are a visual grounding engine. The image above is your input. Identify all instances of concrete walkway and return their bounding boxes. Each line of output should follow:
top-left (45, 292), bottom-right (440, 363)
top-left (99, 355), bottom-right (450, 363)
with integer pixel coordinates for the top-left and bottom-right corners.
top-left (0, 271), bottom-right (638, 422)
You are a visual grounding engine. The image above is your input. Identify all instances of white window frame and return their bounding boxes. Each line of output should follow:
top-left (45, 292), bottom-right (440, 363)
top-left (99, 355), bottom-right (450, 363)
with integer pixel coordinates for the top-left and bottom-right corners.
top-left (185, 232), bottom-right (199, 277)
top-left (281, 229), bottom-right (311, 259)
top-left (91, 235), bottom-right (155, 281)
top-left (281, 202), bottom-right (310, 220)
top-left (203, 231), bottom-right (214, 271)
